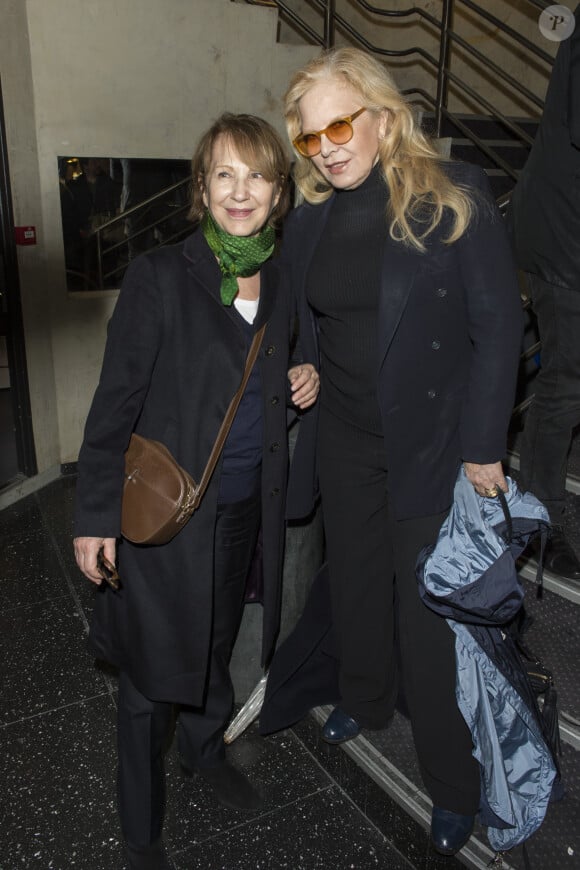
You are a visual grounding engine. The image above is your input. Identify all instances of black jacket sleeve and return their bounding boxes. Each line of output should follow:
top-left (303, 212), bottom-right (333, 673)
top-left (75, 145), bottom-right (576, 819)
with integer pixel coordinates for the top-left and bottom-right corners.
top-left (456, 166), bottom-right (523, 463)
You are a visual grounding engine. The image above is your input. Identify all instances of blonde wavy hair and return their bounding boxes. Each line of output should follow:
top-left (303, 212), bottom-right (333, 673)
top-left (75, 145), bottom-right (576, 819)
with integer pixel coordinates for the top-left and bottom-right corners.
top-left (284, 48), bottom-right (476, 251)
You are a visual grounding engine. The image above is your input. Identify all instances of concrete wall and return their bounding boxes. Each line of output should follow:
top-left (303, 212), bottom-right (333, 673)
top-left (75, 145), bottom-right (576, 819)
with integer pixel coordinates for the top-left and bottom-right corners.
top-left (0, 0), bottom-right (317, 474)
top-left (0, 0), bottom-right (60, 473)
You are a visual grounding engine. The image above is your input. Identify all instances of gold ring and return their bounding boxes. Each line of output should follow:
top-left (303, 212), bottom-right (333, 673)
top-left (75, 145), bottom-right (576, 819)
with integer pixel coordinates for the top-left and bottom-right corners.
top-left (484, 487), bottom-right (498, 498)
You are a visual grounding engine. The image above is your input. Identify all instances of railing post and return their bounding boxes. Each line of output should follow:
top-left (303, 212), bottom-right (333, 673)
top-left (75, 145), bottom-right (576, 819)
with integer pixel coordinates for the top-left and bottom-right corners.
top-left (324, 0), bottom-right (335, 48)
top-left (435, 0), bottom-right (453, 137)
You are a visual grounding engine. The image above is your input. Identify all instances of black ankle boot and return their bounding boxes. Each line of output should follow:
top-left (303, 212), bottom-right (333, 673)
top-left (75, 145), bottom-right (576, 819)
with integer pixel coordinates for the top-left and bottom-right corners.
top-left (430, 807), bottom-right (475, 856)
top-left (183, 759), bottom-right (264, 811)
top-left (322, 707), bottom-right (361, 744)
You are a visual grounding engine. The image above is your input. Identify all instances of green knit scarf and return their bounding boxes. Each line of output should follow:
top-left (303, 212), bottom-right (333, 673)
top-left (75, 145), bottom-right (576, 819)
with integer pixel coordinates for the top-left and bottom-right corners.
top-left (201, 211), bottom-right (275, 305)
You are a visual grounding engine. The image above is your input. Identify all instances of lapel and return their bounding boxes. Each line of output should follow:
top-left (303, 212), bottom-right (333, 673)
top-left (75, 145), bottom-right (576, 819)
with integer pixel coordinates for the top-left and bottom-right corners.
top-left (295, 197), bottom-right (335, 288)
top-left (377, 232), bottom-right (423, 373)
top-left (293, 198), bottom-right (335, 356)
top-left (182, 228), bottom-right (223, 306)
top-left (254, 258), bottom-right (278, 330)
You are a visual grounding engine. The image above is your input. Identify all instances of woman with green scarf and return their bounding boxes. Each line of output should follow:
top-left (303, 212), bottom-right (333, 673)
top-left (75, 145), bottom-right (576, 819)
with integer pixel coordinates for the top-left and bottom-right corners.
top-left (73, 114), bottom-right (319, 870)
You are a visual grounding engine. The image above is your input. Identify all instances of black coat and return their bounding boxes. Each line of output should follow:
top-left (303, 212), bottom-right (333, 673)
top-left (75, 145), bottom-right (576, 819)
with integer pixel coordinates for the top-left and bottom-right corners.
top-left (283, 162), bottom-right (523, 521)
top-left (508, 4), bottom-right (580, 290)
top-left (74, 230), bottom-right (295, 705)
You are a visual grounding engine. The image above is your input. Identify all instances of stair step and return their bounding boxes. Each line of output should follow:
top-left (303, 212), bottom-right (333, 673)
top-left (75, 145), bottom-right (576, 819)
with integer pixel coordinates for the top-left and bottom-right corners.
top-left (310, 706), bottom-right (506, 870)
top-left (308, 704), bottom-right (580, 869)
top-left (519, 558), bottom-right (580, 609)
top-left (425, 113), bottom-right (540, 143)
top-left (301, 455), bottom-right (580, 868)
top-left (507, 449), bottom-right (580, 497)
top-left (451, 141), bottom-right (530, 171)
top-left (306, 577), bottom-right (580, 864)
top-left (451, 138), bottom-right (530, 149)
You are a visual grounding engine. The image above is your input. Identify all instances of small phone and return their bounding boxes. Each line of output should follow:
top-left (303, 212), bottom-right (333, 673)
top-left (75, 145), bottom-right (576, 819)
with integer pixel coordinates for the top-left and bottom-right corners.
top-left (96, 546), bottom-right (121, 591)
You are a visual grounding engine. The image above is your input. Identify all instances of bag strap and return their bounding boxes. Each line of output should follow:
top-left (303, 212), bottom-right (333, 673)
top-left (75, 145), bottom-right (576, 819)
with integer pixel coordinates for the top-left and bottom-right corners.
top-left (495, 485), bottom-right (548, 594)
top-left (496, 488), bottom-right (513, 543)
top-left (195, 323), bottom-right (267, 504)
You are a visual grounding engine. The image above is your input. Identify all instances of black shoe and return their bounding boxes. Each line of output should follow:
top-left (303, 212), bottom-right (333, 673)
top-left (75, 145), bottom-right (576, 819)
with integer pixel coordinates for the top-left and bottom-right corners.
top-left (430, 806), bottom-right (474, 856)
top-left (545, 526), bottom-right (580, 583)
top-left (124, 839), bottom-right (171, 870)
top-left (322, 707), bottom-right (361, 744)
top-left (183, 759), bottom-right (264, 812)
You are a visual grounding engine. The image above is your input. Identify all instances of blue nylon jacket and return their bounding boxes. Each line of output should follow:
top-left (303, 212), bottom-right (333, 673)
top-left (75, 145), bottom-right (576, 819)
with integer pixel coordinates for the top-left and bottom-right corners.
top-left (416, 468), bottom-right (555, 852)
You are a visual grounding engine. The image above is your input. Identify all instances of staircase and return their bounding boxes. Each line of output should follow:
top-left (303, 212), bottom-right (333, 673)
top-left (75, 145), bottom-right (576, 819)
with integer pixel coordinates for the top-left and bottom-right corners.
top-left (427, 114), bottom-right (540, 200)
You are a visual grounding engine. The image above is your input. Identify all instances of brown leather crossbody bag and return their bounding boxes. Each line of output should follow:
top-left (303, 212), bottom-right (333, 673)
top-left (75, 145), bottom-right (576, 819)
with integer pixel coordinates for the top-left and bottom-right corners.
top-left (121, 324), bottom-right (266, 545)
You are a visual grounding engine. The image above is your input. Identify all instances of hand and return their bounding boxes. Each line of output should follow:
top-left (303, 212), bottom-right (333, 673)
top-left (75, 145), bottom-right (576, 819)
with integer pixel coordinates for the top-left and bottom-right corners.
top-left (288, 364), bottom-right (320, 410)
top-left (463, 461), bottom-right (508, 498)
top-left (74, 536), bottom-right (117, 585)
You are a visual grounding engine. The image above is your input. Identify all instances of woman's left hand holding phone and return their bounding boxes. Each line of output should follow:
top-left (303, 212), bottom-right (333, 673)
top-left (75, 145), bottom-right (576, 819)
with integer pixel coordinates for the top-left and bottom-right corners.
top-left (74, 536), bottom-right (118, 587)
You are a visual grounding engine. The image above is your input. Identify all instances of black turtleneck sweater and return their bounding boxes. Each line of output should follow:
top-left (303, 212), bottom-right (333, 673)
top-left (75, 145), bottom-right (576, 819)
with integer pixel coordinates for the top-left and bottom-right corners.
top-left (306, 162), bottom-right (389, 435)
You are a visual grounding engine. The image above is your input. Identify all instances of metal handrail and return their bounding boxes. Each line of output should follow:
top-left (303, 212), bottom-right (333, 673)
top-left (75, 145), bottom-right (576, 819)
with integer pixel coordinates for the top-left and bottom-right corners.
top-left (241, 0), bottom-right (553, 145)
top-left (434, 109), bottom-right (520, 180)
top-left (90, 176), bottom-right (191, 233)
top-left (442, 68), bottom-right (536, 149)
top-left (354, 1), bottom-right (441, 28)
top-left (456, 0), bottom-right (554, 65)
top-left (447, 30), bottom-right (545, 112)
top-left (311, 0), bottom-right (441, 30)
top-left (323, 15), bottom-right (439, 66)
top-left (87, 175), bottom-right (192, 290)
top-left (248, 0), bottom-right (324, 45)
top-left (324, 0), bottom-right (335, 48)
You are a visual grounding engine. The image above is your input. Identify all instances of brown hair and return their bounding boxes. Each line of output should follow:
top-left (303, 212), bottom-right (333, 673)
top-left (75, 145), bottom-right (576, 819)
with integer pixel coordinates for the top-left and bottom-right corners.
top-left (285, 48), bottom-right (476, 251)
top-left (189, 113), bottom-right (291, 227)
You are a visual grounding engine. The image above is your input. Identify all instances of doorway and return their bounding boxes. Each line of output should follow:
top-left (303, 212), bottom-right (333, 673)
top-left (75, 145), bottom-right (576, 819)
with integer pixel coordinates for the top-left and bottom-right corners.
top-left (0, 78), bottom-right (37, 488)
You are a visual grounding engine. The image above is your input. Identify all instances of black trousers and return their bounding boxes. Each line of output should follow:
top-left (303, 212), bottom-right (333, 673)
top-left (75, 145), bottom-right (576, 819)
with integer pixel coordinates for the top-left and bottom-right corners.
top-left (519, 273), bottom-right (580, 521)
top-left (117, 493), bottom-right (261, 847)
top-left (318, 410), bottom-right (480, 814)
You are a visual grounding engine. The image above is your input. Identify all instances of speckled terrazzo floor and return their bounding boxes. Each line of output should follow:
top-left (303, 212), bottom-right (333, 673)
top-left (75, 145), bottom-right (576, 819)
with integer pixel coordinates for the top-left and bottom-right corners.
top-left (2, 473), bottom-right (579, 870)
top-left (0, 474), bottom-right (434, 870)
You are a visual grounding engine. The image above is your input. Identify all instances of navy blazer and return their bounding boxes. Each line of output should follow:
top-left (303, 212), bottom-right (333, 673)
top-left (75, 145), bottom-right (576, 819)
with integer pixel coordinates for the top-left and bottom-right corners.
top-left (284, 162), bottom-right (523, 521)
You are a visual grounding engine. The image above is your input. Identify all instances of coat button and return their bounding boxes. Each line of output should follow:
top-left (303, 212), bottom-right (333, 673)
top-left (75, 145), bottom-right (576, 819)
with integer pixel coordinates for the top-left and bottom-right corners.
top-left (270, 488), bottom-right (280, 497)
top-left (431, 340), bottom-right (441, 350)
top-left (270, 395), bottom-right (279, 405)
top-left (265, 345), bottom-right (276, 356)
top-left (427, 389), bottom-right (437, 399)
top-left (436, 287), bottom-right (447, 298)
top-left (270, 442), bottom-right (280, 452)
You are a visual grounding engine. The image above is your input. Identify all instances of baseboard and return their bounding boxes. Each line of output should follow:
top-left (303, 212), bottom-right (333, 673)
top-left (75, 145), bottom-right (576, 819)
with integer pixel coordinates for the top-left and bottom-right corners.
top-left (0, 465), bottom-right (63, 511)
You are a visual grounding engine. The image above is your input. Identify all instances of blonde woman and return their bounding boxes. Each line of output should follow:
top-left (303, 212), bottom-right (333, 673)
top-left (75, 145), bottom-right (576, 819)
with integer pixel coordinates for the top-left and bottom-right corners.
top-left (281, 48), bottom-right (523, 856)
